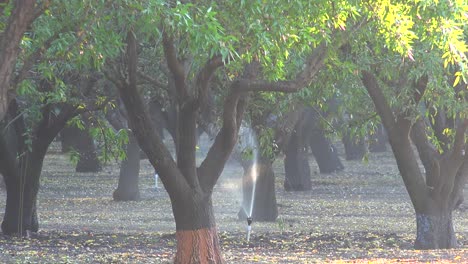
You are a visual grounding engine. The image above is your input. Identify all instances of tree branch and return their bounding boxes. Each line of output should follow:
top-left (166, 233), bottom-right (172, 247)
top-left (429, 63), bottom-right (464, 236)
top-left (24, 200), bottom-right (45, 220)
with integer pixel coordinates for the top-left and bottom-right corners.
top-left (198, 85), bottom-right (246, 192)
top-left (137, 71), bottom-right (168, 90)
top-left (361, 70), bottom-right (398, 135)
top-left (117, 30), bottom-right (188, 195)
top-left (195, 55), bottom-right (223, 103)
top-left (410, 119), bottom-right (439, 181)
top-left (235, 43), bottom-right (328, 93)
top-left (162, 32), bottom-right (187, 98)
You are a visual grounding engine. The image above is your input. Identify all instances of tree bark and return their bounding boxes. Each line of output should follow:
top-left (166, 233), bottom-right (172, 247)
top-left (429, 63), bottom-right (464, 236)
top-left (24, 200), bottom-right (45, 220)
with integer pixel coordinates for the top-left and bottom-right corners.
top-left (415, 211), bottom-right (457, 249)
top-left (112, 133), bottom-right (141, 201)
top-left (0, 102), bottom-right (51, 235)
top-left (61, 124), bottom-right (101, 172)
top-left (0, 0), bottom-right (37, 120)
top-left (1, 151), bottom-right (43, 235)
top-left (284, 124), bottom-right (312, 191)
top-left (172, 194), bottom-right (223, 264)
top-left (238, 157), bottom-right (278, 222)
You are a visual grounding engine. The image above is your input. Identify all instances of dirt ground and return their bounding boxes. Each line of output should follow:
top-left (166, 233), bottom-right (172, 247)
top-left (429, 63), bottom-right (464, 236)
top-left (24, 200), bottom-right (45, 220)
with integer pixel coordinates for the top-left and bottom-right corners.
top-left (0, 140), bottom-right (467, 263)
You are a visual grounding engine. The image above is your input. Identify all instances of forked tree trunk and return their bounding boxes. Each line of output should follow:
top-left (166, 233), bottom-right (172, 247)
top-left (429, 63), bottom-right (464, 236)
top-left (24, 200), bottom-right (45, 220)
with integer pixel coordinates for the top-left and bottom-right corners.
top-left (361, 70), bottom-right (465, 250)
top-left (172, 195), bottom-right (224, 264)
top-left (238, 157), bottom-right (278, 221)
top-left (113, 133), bottom-right (141, 201)
top-left (415, 211), bottom-right (457, 249)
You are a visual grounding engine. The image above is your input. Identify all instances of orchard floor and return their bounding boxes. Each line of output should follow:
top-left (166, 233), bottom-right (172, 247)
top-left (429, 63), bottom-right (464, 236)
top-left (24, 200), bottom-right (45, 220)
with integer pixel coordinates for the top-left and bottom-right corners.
top-left (1, 142), bottom-right (467, 263)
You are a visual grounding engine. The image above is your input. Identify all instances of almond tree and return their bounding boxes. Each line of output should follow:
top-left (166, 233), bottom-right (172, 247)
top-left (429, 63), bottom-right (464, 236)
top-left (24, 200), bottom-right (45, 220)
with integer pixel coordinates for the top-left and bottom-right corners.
top-left (351, 0), bottom-right (468, 248)
top-left (0, 0), bottom-right (122, 236)
top-left (104, 1), bottom-right (360, 261)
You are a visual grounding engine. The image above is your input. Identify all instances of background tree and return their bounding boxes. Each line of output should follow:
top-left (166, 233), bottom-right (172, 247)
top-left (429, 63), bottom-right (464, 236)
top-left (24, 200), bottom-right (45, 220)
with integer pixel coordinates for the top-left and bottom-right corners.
top-left (0, 0), bottom-right (124, 236)
top-left (348, 0), bottom-right (468, 249)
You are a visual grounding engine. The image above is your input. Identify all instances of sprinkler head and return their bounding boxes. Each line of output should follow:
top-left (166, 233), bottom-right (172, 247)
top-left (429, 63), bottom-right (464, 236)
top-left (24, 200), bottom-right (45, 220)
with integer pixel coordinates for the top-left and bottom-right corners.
top-left (247, 216), bottom-right (253, 226)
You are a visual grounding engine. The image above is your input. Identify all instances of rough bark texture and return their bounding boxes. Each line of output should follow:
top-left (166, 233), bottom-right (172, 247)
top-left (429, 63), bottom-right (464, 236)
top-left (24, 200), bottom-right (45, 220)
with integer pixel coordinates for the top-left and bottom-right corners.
top-left (112, 133), bottom-right (141, 201)
top-left (238, 157), bottom-right (278, 222)
top-left (415, 212), bottom-right (457, 249)
top-left (174, 227), bottom-right (223, 264)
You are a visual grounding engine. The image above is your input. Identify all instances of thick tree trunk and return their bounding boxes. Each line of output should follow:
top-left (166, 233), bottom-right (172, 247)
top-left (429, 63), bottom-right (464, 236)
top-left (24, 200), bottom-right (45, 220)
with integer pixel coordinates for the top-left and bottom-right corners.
top-left (238, 157), bottom-right (278, 222)
top-left (2, 154), bottom-right (43, 235)
top-left (284, 130), bottom-right (311, 191)
top-left (0, 133), bottom-right (44, 235)
top-left (113, 133), bottom-right (141, 201)
top-left (172, 195), bottom-right (224, 264)
top-left (415, 211), bottom-right (457, 249)
top-left (342, 131), bottom-right (366, 160)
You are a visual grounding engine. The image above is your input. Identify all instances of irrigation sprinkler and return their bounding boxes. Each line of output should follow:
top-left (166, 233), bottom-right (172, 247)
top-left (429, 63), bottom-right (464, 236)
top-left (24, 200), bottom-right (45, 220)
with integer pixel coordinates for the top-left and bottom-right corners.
top-left (246, 216), bottom-right (253, 242)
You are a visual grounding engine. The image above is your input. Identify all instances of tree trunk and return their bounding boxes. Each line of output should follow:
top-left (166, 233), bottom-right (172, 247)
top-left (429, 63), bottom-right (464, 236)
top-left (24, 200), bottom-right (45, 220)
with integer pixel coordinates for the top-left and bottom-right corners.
top-left (238, 157), bottom-right (278, 222)
top-left (342, 131), bottom-right (366, 160)
top-left (60, 126), bottom-right (74, 153)
top-left (113, 133), bottom-right (141, 201)
top-left (284, 129), bottom-right (311, 191)
top-left (61, 125), bottom-right (101, 172)
top-left (369, 124), bottom-right (387, 152)
top-left (172, 195), bottom-right (224, 264)
top-left (0, 133), bottom-right (44, 235)
top-left (361, 70), bottom-right (463, 250)
top-left (415, 211), bottom-right (457, 249)
top-left (2, 153), bottom-right (43, 235)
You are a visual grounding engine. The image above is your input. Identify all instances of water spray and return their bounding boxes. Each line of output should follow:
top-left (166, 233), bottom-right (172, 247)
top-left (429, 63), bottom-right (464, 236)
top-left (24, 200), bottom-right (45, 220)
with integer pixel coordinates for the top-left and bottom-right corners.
top-left (246, 216), bottom-right (253, 242)
top-left (154, 172), bottom-right (160, 189)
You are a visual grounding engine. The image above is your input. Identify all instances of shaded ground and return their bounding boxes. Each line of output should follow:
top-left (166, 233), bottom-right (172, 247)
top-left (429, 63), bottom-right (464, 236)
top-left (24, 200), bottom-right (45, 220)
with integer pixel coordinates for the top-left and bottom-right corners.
top-left (0, 139), bottom-right (467, 263)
